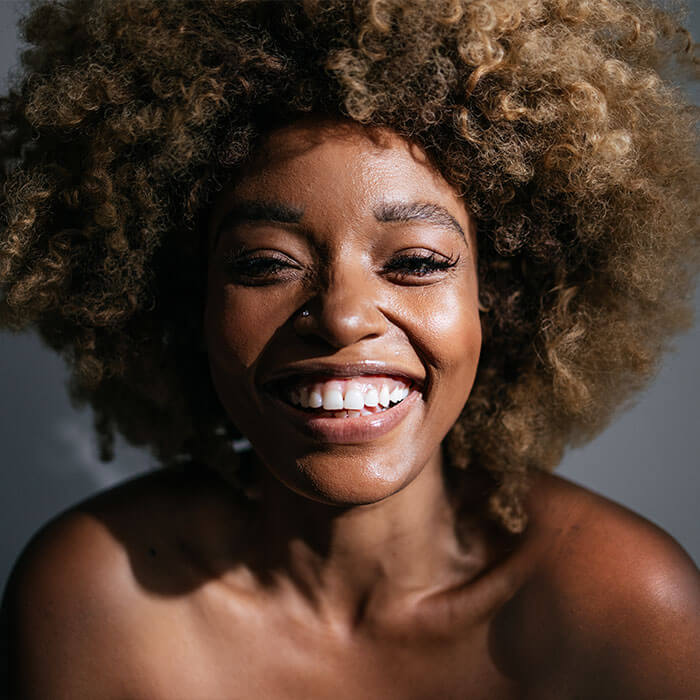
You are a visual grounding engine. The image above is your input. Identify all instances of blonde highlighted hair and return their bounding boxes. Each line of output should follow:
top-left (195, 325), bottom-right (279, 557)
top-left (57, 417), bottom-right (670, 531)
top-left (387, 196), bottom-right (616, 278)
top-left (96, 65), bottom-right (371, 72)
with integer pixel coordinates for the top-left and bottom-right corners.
top-left (1, 0), bottom-right (698, 531)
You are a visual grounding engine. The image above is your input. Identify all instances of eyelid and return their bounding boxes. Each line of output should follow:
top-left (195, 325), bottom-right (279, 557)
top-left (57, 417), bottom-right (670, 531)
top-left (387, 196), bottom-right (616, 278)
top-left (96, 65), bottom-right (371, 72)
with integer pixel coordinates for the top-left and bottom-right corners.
top-left (384, 248), bottom-right (459, 264)
top-left (222, 246), bottom-right (301, 266)
top-left (389, 245), bottom-right (456, 257)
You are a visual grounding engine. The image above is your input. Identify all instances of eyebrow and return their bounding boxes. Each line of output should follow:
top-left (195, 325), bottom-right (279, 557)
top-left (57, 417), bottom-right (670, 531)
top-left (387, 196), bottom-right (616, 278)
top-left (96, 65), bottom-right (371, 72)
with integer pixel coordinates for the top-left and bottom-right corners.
top-left (373, 200), bottom-right (467, 243)
top-left (214, 200), bottom-right (305, 247)
top-left (214, 198), bottom-right (467, 246)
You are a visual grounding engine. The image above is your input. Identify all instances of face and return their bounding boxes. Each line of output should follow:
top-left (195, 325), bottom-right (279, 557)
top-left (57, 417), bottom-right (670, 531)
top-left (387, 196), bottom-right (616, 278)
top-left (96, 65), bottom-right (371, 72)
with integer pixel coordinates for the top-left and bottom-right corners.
top-left (204, 116), bottom-right (481, 506)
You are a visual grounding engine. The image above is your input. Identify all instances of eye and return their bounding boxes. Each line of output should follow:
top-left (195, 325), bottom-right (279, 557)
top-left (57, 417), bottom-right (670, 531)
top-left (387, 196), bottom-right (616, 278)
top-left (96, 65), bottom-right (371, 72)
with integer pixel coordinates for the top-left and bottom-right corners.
top-left (382, 251), bottom-right (460, 282)
top-left (222, 247), bottom-right (302, 286)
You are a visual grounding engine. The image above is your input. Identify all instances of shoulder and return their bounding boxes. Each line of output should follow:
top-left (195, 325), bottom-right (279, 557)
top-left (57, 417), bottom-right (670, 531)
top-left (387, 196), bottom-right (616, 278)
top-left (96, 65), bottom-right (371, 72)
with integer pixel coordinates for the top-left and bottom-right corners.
top-left (2, 502), bottom-right (137, 698)
top-left (520, 471), bottom-right (700, 697)
top-left (1, 466), bottom-right (241, 699)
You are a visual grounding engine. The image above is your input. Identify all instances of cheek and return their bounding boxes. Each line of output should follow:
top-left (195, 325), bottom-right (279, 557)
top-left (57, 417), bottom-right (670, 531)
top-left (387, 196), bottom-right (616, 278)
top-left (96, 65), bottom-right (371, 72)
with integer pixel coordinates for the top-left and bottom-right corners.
top-left (203, 286), bottom-right (278, 427)
top-left (203, 284), bottom-right (287, 430)
top-left (416, 284), bottom-right (482, 381)
top-left (204, 282), bottom-right (288, 368)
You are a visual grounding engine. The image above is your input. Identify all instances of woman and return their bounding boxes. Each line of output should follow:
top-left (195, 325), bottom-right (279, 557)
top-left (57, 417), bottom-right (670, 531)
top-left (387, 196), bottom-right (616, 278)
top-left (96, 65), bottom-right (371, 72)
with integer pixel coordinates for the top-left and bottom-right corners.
top-left (1, 0), bottom-right (699, 697)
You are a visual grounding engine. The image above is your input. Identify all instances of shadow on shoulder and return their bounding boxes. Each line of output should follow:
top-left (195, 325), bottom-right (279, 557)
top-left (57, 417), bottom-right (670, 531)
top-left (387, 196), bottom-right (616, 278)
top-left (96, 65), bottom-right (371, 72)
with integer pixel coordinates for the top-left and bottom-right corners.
top-left (0, 465), bottom-right (254, 698)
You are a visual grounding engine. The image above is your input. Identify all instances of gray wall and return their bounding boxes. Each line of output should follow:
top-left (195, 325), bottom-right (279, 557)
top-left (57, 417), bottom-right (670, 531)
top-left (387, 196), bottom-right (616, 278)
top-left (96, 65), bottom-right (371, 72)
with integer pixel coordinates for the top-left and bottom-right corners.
top-left (1, 1), bottom-right (698, 595)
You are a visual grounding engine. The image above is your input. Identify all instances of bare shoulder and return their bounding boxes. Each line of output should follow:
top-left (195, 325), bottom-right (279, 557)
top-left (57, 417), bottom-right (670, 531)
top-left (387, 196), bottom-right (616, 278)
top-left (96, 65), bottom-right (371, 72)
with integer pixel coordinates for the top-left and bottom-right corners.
top-left (520, 471), bottom-right (700, 697)
top-left (3, 496), bottom-right (139, 698)
top-left (2, 466), bottom-right (245, 699)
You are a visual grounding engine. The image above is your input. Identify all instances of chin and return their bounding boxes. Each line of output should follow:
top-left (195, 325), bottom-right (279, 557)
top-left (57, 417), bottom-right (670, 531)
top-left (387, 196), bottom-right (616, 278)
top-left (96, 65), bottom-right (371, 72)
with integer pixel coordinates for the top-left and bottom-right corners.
top-left (263, 450), bottom-right (417, 507)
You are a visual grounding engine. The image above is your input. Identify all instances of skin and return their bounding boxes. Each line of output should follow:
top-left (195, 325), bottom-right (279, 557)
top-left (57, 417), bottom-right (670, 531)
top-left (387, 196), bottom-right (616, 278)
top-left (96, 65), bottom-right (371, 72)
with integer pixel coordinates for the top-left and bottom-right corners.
top-left (2, 116), bottom-right (700, 700)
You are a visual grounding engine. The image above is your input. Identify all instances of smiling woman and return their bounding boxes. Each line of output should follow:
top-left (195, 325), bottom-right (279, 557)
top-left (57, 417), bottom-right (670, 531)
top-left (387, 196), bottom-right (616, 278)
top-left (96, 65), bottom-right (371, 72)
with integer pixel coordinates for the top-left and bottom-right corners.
top-left (203, 119), bottom-right (483, 507)
top-left (1, 1), bottom-right (699, 698)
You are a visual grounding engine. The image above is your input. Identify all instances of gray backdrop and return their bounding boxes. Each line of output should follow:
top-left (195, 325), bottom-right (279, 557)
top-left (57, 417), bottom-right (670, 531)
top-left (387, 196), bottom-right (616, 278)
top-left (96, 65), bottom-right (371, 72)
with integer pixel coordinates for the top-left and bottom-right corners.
top-left (1, 0), bottom-right (698, 595)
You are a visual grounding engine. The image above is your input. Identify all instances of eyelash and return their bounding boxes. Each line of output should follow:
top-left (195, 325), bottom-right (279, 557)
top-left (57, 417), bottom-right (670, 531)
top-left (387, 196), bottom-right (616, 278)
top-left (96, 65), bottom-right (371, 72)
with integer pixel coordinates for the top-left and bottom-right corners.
top-left (222, 249), bottom-right (296, 285)
top-left (222, 249), bottom-right (459, 284)
top-left (383, 252), bottom-right (459, 278)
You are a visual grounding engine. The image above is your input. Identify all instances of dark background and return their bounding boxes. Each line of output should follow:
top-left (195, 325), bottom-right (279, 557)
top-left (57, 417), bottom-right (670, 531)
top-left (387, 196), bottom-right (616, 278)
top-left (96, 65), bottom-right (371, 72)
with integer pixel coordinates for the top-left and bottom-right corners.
top-left (1, 0), bottom-right (699, 595)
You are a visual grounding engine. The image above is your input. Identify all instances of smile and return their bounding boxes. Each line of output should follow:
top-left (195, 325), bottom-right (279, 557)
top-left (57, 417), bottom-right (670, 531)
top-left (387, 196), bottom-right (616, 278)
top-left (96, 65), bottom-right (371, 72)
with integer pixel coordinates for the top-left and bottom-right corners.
top-left (263, 375), bottom-right (422, 443)
top-left (282, 376), bottom-right (412, 418)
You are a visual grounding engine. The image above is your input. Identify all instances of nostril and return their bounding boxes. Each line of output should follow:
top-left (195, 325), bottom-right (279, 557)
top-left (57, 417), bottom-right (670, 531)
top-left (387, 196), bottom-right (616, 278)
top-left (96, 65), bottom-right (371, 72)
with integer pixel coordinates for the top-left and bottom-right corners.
top-left (291, 293), bottom-right (387, 348)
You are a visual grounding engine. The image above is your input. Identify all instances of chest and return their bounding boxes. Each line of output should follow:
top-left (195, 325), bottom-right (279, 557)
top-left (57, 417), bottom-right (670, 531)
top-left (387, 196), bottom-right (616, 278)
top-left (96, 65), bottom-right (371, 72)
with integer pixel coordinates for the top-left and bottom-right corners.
top-left (127, 615), bottom-right (525, 700)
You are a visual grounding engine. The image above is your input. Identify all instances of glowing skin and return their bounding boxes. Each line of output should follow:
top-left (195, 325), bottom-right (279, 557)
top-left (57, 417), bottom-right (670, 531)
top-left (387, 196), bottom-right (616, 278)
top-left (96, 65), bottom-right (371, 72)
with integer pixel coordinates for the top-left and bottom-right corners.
top-left (10, 118), bottom-right (699, 700)
top-left (205, 117), bottom-right (481, 506)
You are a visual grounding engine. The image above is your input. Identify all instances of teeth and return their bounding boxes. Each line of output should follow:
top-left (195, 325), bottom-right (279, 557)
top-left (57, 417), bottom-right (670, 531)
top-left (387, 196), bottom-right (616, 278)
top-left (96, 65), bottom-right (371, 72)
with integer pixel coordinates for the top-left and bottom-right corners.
top-left (308, 388), bottom-right (323, 408)
top-left (343, 384), bottom-right (365, 410)
top-left (364, 387), bottom-right (379, 407)
top-left (322, 383), bottom-right (344, 410)
top-left (378, 385), bottom-right (391, 408)
top-left (284, 376), bottom-right (413, 412)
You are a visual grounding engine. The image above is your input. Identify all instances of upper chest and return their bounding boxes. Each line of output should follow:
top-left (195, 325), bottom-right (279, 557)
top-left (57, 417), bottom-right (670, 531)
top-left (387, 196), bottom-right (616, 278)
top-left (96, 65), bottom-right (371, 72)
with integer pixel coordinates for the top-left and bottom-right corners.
top-left (124, 605), bottom-right (526, 700)
top-left (101, 472), bottom-right (596, 698)
top-left (115, 568), bottom-right (591, 700)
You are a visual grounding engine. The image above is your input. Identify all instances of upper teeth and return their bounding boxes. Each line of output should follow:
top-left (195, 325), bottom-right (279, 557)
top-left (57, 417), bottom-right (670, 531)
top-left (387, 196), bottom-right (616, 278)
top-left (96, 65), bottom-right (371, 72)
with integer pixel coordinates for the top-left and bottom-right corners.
top-left (286, 377), bottom-right (411, 410)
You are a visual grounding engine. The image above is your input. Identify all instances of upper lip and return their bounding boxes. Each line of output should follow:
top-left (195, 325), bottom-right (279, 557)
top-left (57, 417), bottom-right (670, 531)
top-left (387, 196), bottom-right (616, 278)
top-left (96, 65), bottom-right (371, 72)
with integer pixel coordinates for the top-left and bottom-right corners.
top-left (260, 360), bottom-right (425, 392)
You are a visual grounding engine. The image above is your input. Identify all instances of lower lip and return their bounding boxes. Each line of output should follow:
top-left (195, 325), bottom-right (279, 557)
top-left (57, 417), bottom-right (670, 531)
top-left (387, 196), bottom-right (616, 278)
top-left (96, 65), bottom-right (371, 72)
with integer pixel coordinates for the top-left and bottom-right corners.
top-left (265, 389), bottom-right (422, 444)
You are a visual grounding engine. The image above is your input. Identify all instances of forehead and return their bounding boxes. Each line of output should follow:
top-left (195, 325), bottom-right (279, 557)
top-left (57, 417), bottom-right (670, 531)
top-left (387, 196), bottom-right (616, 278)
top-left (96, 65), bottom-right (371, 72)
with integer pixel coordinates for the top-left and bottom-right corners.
top-left (211, 117), bottom-right (468, 224)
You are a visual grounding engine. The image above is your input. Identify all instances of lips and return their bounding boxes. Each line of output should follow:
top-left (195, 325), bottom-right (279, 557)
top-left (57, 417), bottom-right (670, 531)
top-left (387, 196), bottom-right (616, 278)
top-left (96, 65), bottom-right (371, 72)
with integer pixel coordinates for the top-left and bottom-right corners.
top-left (260, 360), bottom-right (425, 391)
top-left (258, 361), bottom-right (425, 443)
top-left (264, 386), bottom-right (422, 444)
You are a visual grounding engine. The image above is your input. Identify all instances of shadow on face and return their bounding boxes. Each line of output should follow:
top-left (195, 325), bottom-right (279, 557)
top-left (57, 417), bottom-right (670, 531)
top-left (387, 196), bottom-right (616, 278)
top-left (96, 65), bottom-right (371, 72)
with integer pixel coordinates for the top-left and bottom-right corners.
top-left (204, 114), bottom-right (482, 508)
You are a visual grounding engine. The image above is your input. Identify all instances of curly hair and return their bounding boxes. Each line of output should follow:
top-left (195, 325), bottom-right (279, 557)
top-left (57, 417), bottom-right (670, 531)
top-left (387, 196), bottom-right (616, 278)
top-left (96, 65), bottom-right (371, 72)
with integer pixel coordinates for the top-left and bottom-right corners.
top-left (1, 0), bottom-right (698, 532)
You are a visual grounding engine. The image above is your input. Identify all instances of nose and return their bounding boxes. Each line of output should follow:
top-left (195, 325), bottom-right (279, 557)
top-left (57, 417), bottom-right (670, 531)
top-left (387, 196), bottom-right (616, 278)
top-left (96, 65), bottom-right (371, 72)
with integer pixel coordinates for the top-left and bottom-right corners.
top-left (293, 263), bottom-right (387, 348)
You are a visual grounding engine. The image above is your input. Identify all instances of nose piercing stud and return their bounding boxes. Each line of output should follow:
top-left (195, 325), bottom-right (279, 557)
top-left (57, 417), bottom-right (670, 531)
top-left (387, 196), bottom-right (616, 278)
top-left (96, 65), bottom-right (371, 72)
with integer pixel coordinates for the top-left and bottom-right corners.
top-left (300, 308), bottom-right (310, 317)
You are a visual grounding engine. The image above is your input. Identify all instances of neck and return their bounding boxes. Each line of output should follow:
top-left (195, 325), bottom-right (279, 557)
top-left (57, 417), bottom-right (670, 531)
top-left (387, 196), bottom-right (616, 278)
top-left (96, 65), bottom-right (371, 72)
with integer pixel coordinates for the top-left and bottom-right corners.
top-left (247, 449), bottom-right (492, 632)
